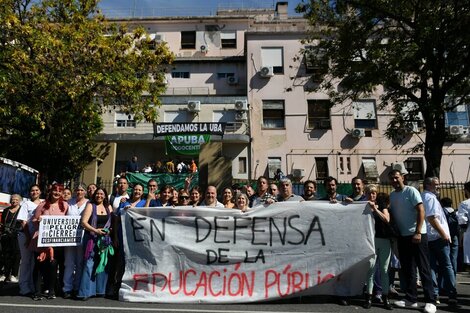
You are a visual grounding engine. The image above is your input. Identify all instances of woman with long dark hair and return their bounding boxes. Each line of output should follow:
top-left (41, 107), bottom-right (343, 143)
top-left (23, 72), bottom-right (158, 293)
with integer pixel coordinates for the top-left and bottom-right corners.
top-left (77, 187), bottom-right (113, 300)
top-left (63, 183), bottom-right (88, 299)
top-left (17, 184), bottom-right (43, 296)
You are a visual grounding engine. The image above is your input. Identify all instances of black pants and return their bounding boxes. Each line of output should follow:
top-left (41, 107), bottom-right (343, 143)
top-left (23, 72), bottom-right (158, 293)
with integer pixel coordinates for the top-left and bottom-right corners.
top-left (0, 233), bottom-right (20, 278)
top-left (34, 247), bottom-right (65, 295)
top-left (397, 234), bottom-right (435, 303)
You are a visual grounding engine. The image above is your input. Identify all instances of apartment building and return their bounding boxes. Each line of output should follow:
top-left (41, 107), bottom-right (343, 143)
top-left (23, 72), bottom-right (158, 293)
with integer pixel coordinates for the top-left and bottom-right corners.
top-left (84, 2), bottom-right (470, 187)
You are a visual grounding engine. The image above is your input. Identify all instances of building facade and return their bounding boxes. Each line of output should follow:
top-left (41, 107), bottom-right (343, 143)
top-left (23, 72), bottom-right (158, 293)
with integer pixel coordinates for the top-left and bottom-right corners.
top-left (83, 2), bottom-right (470, 188)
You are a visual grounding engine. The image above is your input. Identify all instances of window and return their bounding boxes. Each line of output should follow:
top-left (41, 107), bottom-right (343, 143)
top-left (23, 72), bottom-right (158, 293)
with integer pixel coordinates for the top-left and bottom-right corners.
top-left (339, 156), bottom-right (351, 175)
top-left (261, 47), bottom-right (283, 74)
top-left (307, 99), bottom-right (332, 129)
top-left (262, 100), bottom-right (285, 128)
top-left (171, 71), bottom-right (190, 79)
top-left (315, 157), bottom-right (329, 180)
top-left (221, 31), bottom-right (237, 48)
top-left (362, 157), bottom-right (379, 181)
top-left (304, 46), bottom-right (328, 74)
top-left (267, 157), bottom-right (282, 179)
top-left (164, 111), bottom-right (190, 123)
top-left (446, 104), bottom-right (469, 127)
top-left (353, 100), bottom-right (377, 129)
top-left (213, 110), bottom-right (235, 123)
top-left (217, 72), bottom-right (235, 79)
top-left (405, 158), bottom-right (424, 181)
top-left (115, 112), bottom-right (136, 128)
top-left (181, 31), bottom-right (196, 49)
top-left (238, 157), bottom-right (247, 174)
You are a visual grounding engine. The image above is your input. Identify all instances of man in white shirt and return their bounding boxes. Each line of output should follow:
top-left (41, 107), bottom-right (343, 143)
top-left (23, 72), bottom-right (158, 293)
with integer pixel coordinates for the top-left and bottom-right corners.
top-left (201, 186), bottom-right (224, 208)
top-left (422, 177), bottom-right (457, 304)
top-left (457, 181), bottom-right (470, 267)
top-left (110, 177), bottom-right (130, 212)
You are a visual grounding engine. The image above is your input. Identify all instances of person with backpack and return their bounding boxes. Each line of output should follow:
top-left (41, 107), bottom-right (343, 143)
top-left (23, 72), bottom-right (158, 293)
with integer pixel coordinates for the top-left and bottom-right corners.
top-left (440, 197), bottom-right (459, 278)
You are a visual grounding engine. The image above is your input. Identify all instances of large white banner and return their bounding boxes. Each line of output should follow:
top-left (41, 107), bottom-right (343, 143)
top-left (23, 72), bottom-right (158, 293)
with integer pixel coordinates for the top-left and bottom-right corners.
top-left (120, 202), bottom-right (374, 303)
top-left (38, 216), bottom-right (84, 247)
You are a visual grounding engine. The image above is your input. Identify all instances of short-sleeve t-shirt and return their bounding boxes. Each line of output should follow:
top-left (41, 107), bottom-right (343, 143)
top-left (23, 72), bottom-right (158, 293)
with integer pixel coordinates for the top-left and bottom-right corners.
top-left (389, 185), bottom-right (426, 236)
top-left (422, 190), bottom-right (450, 241)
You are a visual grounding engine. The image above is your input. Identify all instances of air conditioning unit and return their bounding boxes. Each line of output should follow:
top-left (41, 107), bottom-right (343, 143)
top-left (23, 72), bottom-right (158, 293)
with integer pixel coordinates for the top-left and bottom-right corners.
top-left (187, 101), bottom-right (201, 112)
top-left (259, 66), bottom-right (274, 78)
top-left (226, 76), bottom-right (239, 85)
top-left (200, 45), bottom-right (208, 53)
top-left (449, 125), bottom-right (464, 136)
top-left (234, 100), bottom-right (248, 111)
top-left (351, 128), bottom-right (365, 138)
top-left (292, 168), bottom-right (305, 178)
top-left (154, 34), bottom-right (165, 43)
top-left (235, 111), bottom-right (247, 121)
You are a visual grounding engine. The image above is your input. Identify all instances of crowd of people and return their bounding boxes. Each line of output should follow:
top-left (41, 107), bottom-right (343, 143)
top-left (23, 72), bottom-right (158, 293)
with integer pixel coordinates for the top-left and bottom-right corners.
top-left (125, 155), bottom-right (198, 174)
top-left (0, 170), bottom-right (469, 313)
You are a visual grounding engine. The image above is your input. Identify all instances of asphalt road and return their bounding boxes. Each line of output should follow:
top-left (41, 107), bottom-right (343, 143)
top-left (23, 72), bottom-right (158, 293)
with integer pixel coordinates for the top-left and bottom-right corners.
top-left (1, 273), bottom-right (469, 313)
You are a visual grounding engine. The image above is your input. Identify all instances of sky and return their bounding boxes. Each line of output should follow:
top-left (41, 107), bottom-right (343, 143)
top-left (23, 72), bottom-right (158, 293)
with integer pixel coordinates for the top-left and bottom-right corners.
top-left (98, 0), bottom-right (302, 18)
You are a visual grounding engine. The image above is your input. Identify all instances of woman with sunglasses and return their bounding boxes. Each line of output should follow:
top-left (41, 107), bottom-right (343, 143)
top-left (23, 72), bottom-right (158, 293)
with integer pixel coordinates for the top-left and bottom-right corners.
top-left (177, 189), bottom-right (191, 206)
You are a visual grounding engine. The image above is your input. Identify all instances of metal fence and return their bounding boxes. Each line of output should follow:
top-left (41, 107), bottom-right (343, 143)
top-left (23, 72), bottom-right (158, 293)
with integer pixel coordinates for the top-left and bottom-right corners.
top-left (234, 179), bottom-right (467, 207)
top-left (92, 177), bottom-right (466, 208)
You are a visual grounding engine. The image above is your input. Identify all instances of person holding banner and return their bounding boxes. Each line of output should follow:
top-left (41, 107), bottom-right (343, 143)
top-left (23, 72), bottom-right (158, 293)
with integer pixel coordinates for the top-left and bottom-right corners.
top-left (177, 189), bottom-right (191, 206)
top-left (112, 183), bottom-right (146, 299)
top-left (17, 184), bottom-right (42, 296)
top-left (190, 186), bottom-right (203, 206)
top-left (149, 185), bottom-right (174, 207)
top-left (235, 193), bottom-right (250, 212)
top-left (252, 176), bottom-right (277, 206)
top-left (222, 187), bottom-right (236, 208)
top-left (201, 186), bottom-right (224, 208)
top-left (30, 183), bottom-right (69, 300)
top-left (63, 183), bottom-right (88, 299)
top-left (78, 188), bottom-right (113, 300)
top-left (277, 178), bottom-right (304, 202)
top-left (363, 186), bottom-right (393, 310)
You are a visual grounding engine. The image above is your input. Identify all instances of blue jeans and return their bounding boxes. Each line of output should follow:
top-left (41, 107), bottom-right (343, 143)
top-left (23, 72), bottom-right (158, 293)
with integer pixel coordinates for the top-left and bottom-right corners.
top-left (428, 238), bottom-right (457, 299)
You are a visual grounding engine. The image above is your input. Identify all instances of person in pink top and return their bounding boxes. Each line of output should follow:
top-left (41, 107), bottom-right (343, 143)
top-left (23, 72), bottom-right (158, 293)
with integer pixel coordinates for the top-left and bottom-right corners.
top-left (30, 183), bottom-right (69, 300)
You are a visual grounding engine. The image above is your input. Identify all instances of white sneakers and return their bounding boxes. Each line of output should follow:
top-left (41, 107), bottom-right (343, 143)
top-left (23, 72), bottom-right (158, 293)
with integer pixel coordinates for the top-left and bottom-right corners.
top-left (423, 303), bottom-right (437, 313)
top-left (395, 300), bottom-right (437, 313)
top-left (394, 299), bottom-right (418, 308)
top-left (9, 275), bottom-right (18, 283)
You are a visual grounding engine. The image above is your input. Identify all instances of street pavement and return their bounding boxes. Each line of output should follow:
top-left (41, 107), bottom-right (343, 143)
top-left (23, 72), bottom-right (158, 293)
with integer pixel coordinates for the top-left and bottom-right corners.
top-left (1, 272), bottom-right (469, 313)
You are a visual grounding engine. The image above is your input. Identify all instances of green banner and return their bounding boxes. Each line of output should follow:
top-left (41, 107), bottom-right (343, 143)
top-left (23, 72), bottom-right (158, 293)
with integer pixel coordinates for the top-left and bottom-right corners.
top-left (125, 172), bottom-right (199, 194)
top-left (165, 134), bottom-right (211, 156)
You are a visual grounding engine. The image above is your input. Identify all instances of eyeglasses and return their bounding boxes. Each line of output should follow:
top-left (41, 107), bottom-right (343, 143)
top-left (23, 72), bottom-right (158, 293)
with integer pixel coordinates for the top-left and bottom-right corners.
top-left (179, 196), bottom-right (189, 200)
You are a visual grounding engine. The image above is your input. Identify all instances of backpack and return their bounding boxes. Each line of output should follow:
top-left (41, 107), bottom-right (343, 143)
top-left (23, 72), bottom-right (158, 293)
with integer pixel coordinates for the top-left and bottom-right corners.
top-left (442, 208), bottom-right (460, 238)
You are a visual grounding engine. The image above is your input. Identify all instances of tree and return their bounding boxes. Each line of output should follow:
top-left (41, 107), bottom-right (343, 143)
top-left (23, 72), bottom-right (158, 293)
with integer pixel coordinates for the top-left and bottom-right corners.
top-left (0, 0), bottom-right (173, 183)
top-left (297, 0), bottom-right (470, 177)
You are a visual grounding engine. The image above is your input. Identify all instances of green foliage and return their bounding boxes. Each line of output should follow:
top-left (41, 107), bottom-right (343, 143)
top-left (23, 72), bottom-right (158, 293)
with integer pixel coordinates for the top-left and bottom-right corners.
top-left (298, 0), bottom-right (470, 177)
top-left (0, 0), bottom-right (174, 182)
